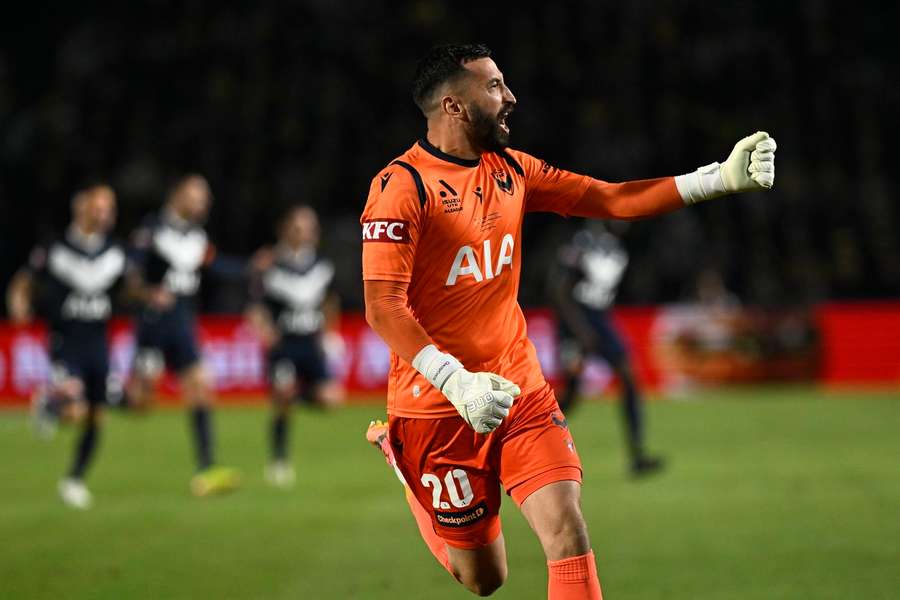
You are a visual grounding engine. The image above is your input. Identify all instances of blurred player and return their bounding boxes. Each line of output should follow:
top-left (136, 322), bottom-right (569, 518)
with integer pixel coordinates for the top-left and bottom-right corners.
top-left (124, 174), bottom-right (240, 496)
top-left (551, 222), bottom-right (664, 476)
top-left (6, 184), bottom-right (125, 509)
top-left (362, 43), bottom-right (776, 598)
top-left (246, 205), bottom-right (342, 488)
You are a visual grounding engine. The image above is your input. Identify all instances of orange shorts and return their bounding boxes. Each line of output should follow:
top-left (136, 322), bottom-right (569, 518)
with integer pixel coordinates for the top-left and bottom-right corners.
top-left (388, 381), bottom-right (582, 550)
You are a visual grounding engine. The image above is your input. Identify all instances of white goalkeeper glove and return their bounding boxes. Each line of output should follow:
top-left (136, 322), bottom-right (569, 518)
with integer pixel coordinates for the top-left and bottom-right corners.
top-left (412, 344), bottom-right (521, 434)
top-left (675, 131), bottom-right (777, 204)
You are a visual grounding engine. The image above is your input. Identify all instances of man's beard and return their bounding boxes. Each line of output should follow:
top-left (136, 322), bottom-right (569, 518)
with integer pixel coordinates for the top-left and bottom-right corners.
top-left (468, 103), bottom-right (512, 153)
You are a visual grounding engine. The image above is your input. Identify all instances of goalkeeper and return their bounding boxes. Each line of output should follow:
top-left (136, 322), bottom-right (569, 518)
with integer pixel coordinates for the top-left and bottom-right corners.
top-left (362, 43), bottom-right (776, 600)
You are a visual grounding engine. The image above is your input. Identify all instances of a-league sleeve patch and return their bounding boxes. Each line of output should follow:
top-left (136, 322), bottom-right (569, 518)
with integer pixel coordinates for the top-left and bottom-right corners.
top-left (361, 219), bottom-right (410, 243)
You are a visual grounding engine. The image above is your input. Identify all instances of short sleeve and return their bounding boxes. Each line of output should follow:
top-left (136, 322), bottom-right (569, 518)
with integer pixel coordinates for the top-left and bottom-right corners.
top-left (508, 150), bottom-right (593, 216)
top-left (360, 165), bottom-right (423, 283)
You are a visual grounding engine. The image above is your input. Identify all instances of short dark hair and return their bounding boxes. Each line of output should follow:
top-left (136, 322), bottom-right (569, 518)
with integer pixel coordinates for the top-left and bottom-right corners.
top-left (279, 204), bottom-right (315, 228)
top-left (166, 173), bottom-right (210, 201)
top-left (412, 43), bottom-right (492, 115)
top-left (70, 179), bottom-right (113, 208)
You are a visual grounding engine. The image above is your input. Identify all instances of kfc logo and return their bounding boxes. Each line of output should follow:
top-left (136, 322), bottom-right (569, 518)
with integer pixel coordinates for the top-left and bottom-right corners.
top-left (362, 220), bottom-right (410, 243)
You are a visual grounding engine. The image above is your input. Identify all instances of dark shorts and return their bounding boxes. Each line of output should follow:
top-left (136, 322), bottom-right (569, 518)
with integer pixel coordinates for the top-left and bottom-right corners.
top-left (558, 307), bottom-right (627, 365)
top-left (134, 311), bottom-right (201, 374)
top-left (48, 333), bottom-right (109, 405)
top-left (267, 336), bottom-right (330, 397)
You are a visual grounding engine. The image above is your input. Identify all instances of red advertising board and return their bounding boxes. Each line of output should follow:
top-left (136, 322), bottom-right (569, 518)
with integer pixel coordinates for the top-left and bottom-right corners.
top-left (0, 302), bottom-right (897, 406)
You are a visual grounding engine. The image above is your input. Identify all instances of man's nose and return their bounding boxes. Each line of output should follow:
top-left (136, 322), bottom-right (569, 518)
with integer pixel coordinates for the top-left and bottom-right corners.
top-left (503, 85), bottom-right (516, 105)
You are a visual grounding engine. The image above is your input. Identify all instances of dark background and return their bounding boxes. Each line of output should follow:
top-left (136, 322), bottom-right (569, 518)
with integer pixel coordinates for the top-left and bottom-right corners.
top-left (1, 1), bottom-right (897, 312)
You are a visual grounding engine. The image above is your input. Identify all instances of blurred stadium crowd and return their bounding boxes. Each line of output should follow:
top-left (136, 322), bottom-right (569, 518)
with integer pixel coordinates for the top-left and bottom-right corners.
top-left (1, 1), bottom-right (896, 313)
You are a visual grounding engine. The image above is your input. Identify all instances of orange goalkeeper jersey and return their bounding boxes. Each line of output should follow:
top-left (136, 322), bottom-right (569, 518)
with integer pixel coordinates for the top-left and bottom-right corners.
top-left (361, 139), bottom-right (592, 418)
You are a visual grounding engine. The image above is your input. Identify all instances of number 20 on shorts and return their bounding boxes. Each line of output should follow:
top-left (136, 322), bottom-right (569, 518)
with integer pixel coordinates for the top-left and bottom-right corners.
top-left (421, 469), bottom-right (474, 510)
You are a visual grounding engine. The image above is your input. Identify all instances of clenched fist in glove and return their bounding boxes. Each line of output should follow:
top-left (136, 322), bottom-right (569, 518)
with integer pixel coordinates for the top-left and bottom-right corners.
top-left (412, 344), bottom-right (521, 434)
top-left (675, 131), bottom-right (778, 204)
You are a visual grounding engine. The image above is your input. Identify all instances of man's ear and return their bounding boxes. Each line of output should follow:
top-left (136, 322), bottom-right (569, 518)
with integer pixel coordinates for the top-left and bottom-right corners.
top-left (440, 94), bottom-right (466, 120)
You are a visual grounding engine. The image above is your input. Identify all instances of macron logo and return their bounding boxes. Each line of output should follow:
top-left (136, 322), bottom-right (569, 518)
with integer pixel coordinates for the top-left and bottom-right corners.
top-left (362, 220), bottom-right (410, 243)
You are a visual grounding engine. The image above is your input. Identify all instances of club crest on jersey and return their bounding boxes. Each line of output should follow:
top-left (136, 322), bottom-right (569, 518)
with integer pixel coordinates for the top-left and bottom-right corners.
top-left (551, 410), bottom-right (569, 430)
top-left (492, 169), bottom-right (514, 195)
top-left (362, 219), bottom-right (410, 243)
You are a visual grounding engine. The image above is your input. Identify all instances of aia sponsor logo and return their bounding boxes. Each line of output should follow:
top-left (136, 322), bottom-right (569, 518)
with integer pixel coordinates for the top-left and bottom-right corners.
top-left (492, 169), bottom-right (514, 195)
top-left (362, 220), bottom-right (410, 243)
top-left (445, 233), bottom-right (514, 286)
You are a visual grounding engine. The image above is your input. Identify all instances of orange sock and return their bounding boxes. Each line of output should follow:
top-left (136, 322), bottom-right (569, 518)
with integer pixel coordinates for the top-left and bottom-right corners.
top-left (404, 488), bottom-right (453, 575)
top-left (547, 550), bottom-right (603, 600)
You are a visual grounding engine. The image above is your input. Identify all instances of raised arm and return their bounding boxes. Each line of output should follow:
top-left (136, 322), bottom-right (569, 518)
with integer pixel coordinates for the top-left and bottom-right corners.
top-left (520, 132), bottom-right (777, 219)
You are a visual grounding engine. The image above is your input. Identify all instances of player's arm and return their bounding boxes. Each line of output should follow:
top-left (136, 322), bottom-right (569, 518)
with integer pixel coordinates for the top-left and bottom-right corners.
top-left (6, 244), bottom-right (49, 324)
top-left (205, 246), bottom-right (253, 279)
top-left (361, 166), bottom-right (519, 433)
top-left (363, 279), bottom-right (520, 433)
top-left (124, 224), bottom-right (174, 310)
top-left (243, 254), bottom-right (279, 349)
top-left (6, 269), bottom-right (35, 325)
top-left (321, 291), bottom-right (340, 332)
top-left (245, 302), bottom-right (280, 350)
top-left (521, 132), bottom-right (777, 219)
top-left (364, 280), bottom-right (432, 363)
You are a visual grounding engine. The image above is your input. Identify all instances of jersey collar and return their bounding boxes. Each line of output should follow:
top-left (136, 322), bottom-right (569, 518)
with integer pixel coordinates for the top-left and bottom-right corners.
top-left (162, 207), bottom-right (196, 232)
top-left (417, 138), bottom-right (480, 168)
top-left (66, 224), bottom-right (105, 254)
top-left (276, 244), bottom-right (316, 269)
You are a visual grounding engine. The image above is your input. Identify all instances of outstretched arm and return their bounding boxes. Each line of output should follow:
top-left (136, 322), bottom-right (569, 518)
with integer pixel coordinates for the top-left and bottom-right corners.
top-left (569, 177), bottom-right (683, 220)
top-left (523, 132), bottom-right (777, 219)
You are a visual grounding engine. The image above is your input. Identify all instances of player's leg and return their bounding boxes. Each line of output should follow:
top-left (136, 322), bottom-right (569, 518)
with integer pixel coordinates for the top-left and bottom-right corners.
top-left (310, 379), bottom-right (342, 408)
top-left (179, 361), bottom-right (215, 470)
top-left (446, 537), bottom-right (508, 597)
top-left (367, 418), bottom-right (508, 596)
top-left (299, 338), bottom-right (342, 409)
top-left (32, 362), bottom-right (88, 437)
top-left (610, 356), bottom-right (642, 463)
top-left (501, 383), bottom-right (602, 599)
top-left (123, 365), bottom-right (159, 412)
top-left (611, 358), bottom-right (656, 474)
top-left (174, 331), bottom-right (241, 496)
top-left (124, 320), bottom-right (167, 412)
top-left (59, 355), bottom-right (108, 510)
top-left (61, 402), bottom-right (101, 507)
top-left (520, 481), bottom-right (601, 600)
top-left (265, 352), bottom-right (296, 487)
top-left (595, 315), bottom-right (664, 476)
top-left (597, 317), bottom-right (663, 475)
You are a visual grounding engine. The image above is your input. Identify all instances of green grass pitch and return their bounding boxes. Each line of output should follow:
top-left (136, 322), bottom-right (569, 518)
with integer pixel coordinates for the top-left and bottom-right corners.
top-left (1, 388), bottom-right (898, 599)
